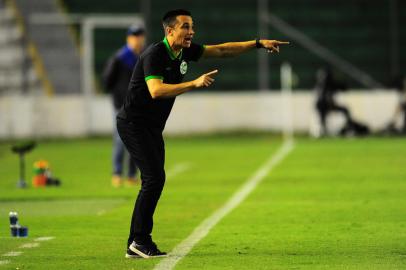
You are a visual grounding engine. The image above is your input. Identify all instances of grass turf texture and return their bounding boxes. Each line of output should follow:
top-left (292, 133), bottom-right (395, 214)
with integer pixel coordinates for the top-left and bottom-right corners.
top-left (0, 135), bottom-right (405, 269)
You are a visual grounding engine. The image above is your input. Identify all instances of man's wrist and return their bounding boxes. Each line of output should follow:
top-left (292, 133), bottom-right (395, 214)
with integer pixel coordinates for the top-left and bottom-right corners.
top-left (191, 79), bottom-right (198, 88)
top-left (255, 38), bottom-right (263, 49)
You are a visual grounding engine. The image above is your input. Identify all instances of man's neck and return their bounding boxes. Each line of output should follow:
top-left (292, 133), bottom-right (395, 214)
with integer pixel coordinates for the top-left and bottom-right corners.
top-left (133, 48), bottom-right (141, 55)
top-left (126, 45), bottom-right (139, 55)
top-left (166, 36), bottom-right (182, 56)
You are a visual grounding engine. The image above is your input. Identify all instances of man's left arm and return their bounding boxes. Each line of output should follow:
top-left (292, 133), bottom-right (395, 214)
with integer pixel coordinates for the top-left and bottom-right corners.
top-left (202, 39), bottom-right (289, 58)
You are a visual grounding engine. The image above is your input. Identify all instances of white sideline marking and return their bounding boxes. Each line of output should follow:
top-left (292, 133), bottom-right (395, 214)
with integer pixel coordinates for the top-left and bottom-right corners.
top-left (154, 139), bottom-right (295, 270)
top-left (19, 243), bottom-right (39, 249)
top-left (0, 260), bottom-right (10, 265)
top-left (34, 236), bottom-right (55, 242)
top-left (2, 251), bottom-right (22, 257)
top-left (166, 163), bottom-right (191, 179)
top-left (0, 236), bottom-right (55, 266)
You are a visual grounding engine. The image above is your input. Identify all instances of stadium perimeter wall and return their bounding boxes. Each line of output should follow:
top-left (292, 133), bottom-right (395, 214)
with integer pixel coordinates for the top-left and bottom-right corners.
top-left (0, 91), bottom-right (398, 139)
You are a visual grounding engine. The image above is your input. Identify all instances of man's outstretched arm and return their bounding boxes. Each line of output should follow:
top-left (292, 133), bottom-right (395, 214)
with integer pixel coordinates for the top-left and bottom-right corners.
top-left (202, 39), bottom-right (289, 58)
top-left (146, 70), bottom-right (218, 99)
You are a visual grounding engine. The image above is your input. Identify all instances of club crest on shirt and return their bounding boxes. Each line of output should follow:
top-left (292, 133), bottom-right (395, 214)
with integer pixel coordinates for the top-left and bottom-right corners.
top-left (180, 60), bottom-right (188, 75)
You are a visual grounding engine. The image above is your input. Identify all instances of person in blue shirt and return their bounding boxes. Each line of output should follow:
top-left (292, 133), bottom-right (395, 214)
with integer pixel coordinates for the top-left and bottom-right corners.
top-left (103, 25), bottom-right (146, 187)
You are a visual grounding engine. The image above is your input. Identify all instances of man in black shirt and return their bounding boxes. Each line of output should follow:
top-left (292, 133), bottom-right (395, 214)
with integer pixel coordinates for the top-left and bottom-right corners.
top-left (117, 9), bottom-right (289, 258)
top-left (103, 25), bottom-right (145, 187)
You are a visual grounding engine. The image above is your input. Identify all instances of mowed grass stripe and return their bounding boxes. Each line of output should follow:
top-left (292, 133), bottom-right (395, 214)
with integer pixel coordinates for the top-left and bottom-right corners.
top-left (154, 139), bottom-right (295, 270)
top-left (0, 135), bottom-right (280, 269)
top-left (176, 138), bottom-right (406, 270)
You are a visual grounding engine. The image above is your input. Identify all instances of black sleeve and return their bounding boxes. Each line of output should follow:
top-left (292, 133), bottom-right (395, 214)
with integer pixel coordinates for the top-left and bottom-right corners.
top-left (143, 51), bottom-right (165, 81)
top-left (184, 43), bottom-right (205, 62)
top-left (102, 55), bottom-right (119, 93)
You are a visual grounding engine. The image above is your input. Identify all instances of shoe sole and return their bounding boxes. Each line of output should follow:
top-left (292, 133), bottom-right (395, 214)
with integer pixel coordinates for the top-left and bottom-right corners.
top-left (125, 253), bottom-right (141, 259)
top-left (129, 245), bottom-right (168, 259)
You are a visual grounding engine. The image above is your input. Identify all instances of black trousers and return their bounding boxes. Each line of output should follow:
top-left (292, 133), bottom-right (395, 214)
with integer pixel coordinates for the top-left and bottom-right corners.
top-left (116, 118), bottom-right (165, 247)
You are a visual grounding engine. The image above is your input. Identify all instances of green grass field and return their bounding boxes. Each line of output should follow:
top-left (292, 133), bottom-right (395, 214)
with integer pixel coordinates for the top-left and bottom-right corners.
top-left (0, 135), bottom-right (405, 269)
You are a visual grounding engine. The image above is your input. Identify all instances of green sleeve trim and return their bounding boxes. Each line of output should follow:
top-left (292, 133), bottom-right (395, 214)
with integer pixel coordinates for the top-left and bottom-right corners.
top-left (145, 75), bottom-right (164, 82)
top-left (197, 45), bottom-right (206, 60)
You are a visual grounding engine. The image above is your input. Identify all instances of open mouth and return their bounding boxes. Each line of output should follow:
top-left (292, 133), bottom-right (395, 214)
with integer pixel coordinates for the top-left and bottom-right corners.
top-left (184, 37), bottom-right (193, 43)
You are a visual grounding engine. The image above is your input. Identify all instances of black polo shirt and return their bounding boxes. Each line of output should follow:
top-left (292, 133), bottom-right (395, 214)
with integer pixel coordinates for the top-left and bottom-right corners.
top-left (117, 37), bottom-right (205, 130)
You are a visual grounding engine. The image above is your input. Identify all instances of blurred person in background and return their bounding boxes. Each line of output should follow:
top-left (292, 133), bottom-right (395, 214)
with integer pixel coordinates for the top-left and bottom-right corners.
top-left (102, 25), bottom-right (146, 187)
top-left (315, 67), bottom-right (369, 136)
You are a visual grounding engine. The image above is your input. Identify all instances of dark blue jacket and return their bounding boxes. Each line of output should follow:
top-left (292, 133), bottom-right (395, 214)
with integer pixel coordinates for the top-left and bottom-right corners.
top-left (103, 45), bottom-right (138, 110)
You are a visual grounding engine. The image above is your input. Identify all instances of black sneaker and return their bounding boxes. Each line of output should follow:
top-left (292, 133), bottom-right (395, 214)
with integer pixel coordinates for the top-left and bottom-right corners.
top-left (129, 241), bottom-right (167, 259)
top-left (125, 248), bottom-right (141, 259)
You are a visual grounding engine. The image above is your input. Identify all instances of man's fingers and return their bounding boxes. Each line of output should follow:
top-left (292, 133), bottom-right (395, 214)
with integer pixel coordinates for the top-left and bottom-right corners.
top-left (197, 70), bottom-right (217, 87)
top-left (269, 45), bottom-right (279, 53)
top-left (205, 69), bottom-right (218, 76)
top-left (274, 46), bottom-right (280, 53)
top-left (263, 40), bottom-right (289, 53)
top-left (204, 77), bottom-right (215, 87)
top-left (205, 78), bottom-right (214, 84)
top-left (206, 77), bottom-right (215, 83)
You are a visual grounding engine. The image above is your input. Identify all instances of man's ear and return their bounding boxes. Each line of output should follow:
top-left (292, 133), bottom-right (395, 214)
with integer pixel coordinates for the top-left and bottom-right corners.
top-left (165, 26), bottom-right (174, 36)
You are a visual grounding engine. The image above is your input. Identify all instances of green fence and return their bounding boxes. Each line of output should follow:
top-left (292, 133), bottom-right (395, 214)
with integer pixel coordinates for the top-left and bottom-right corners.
top-left (63, 0), bottom-right (406, 90)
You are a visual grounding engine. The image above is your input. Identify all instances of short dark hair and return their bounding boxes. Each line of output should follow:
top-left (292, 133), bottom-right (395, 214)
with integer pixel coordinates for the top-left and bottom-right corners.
top-left (162, 9), bottom-right (192, 29)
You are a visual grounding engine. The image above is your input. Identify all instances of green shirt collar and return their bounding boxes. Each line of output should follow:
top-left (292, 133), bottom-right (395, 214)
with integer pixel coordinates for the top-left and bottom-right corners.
top-left (163, 37), bottom-right (182, 60)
